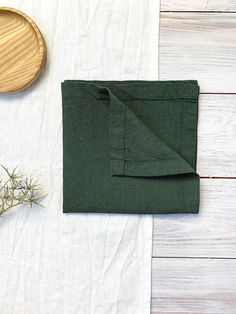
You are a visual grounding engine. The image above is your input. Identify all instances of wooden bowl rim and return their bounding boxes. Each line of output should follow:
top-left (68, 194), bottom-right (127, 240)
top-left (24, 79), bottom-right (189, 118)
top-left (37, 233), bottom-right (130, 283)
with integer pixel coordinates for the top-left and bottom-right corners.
top-left (0, 7), bottom-right (47, 94)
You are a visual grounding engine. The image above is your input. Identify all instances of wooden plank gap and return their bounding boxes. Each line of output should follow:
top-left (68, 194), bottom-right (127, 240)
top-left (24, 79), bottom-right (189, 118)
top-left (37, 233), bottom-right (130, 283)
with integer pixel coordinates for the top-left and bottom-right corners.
top-left (200, 176), bottom-right (236, 179)
top-left (161, 10), bottom-right (236, 13)
top-left (152, 256), bottom-right (236, 260)
top-left (200, 92), bottom-right (236, 95)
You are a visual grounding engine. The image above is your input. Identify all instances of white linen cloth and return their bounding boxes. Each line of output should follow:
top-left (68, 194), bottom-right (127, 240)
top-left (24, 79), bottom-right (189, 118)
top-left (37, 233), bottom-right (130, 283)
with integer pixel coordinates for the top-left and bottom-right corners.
top-left (0, 1), bottom-right (160, 313)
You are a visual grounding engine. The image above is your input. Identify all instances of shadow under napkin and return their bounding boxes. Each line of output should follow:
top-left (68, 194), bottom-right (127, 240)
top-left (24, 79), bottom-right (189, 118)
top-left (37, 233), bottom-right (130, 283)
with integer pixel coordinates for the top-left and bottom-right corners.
top-left (62, 80), bottom-right (200, 214)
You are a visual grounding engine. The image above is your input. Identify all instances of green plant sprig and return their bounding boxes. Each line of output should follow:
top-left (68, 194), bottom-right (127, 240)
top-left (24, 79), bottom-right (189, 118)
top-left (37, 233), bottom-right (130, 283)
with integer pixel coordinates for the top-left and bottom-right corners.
top-left (0, 165), bottom-right (46, 216)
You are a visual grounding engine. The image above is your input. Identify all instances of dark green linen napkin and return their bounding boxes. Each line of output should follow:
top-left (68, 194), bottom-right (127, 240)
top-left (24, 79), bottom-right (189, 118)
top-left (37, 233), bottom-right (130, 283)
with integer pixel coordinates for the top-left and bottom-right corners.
top-left (62, 80), bottom-right (200, 214)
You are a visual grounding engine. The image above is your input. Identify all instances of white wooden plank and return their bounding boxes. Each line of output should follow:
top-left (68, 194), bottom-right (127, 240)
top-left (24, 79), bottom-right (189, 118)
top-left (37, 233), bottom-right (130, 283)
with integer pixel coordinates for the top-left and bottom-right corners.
top-left (160, 13), bottom-right (236, 93)
top-left (197, 94), bottom-right (236, 177)
top-left (153, 179), bottom-right (236, 258)
top-left (161, 0), bottom-right (236, 12)
top-left (151, 258), bottom-right (236, 313)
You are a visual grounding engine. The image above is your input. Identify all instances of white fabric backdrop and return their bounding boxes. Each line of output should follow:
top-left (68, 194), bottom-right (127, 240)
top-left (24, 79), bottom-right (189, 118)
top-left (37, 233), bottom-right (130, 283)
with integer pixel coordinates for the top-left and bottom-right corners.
top-left (0, 1), bottom-right (160, 313)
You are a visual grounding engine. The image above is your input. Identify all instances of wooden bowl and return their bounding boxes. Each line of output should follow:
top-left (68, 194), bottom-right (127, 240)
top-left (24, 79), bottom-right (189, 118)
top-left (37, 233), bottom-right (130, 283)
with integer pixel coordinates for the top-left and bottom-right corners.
top-left (0, 7), bottom-right (46, 94)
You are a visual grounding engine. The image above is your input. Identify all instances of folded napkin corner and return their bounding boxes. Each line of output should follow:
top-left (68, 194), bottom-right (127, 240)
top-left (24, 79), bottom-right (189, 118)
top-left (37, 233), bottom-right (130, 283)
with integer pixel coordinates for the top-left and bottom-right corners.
top-left (108, 88), bottom-right (196, 178)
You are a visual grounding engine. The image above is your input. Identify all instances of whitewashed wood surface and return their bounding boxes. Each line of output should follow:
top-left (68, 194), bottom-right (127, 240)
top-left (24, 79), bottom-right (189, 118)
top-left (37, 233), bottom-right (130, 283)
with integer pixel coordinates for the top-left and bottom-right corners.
top-left (152, 258), bottom-right (236, 314)
top-left (153, 179), bottom-right (236, 258)
top-left (152, 1), bottom-right (236, 313)
top-left (159, 12), bottom-right (236, 93)
top-left (197, 94), bottom-right (236, 177)
top-left (161, 0), bottom-right (236, 12)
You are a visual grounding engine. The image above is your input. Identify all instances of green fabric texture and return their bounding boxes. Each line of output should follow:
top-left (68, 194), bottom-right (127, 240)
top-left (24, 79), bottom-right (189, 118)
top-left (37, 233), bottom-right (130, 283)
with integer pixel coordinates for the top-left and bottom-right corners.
top-left (62, 80), bottom-right (200, 214)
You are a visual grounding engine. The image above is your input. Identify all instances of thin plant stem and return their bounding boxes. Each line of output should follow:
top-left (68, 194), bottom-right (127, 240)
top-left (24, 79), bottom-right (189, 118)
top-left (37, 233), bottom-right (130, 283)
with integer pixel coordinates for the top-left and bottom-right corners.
top-left (0, 165), bottom-right (46, 217)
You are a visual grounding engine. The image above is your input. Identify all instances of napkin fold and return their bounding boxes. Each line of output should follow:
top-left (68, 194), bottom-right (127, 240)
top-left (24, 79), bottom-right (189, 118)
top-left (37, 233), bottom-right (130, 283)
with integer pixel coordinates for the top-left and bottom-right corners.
top-left (62, 80), bottom-right (200, 214)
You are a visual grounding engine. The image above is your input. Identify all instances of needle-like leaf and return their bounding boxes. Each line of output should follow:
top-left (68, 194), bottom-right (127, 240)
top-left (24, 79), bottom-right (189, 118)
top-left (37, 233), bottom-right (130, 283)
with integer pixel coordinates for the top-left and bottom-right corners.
top-left (0, 166), bottom-right (47, 217)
